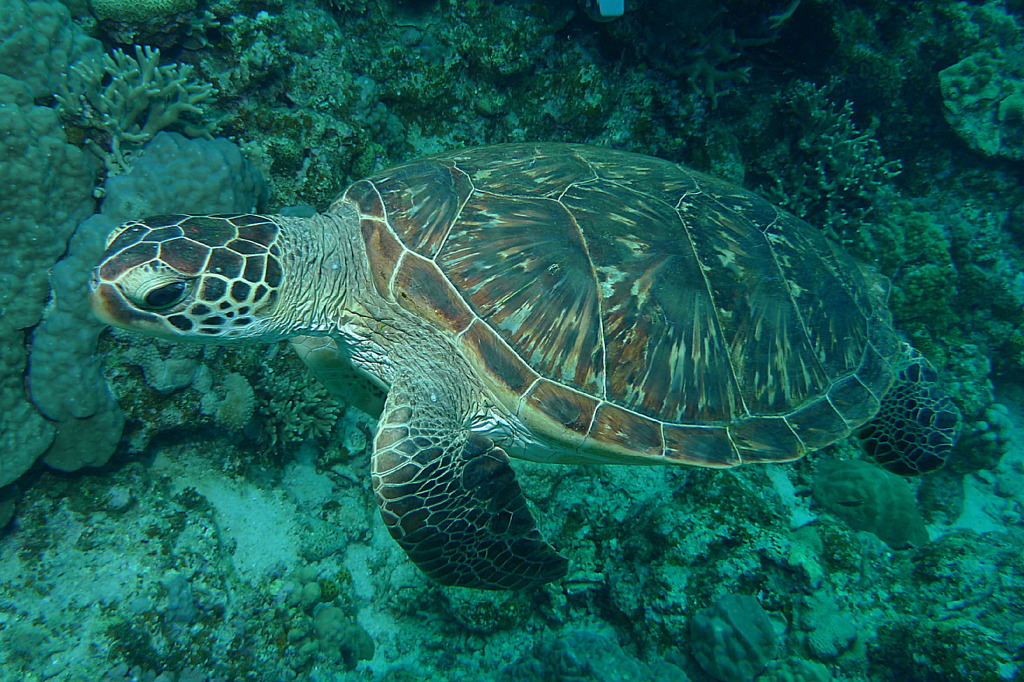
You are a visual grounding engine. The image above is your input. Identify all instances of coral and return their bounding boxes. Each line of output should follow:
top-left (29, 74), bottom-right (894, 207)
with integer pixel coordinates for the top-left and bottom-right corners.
top-left (0, 75), bottom-right (95, 487)
top-left (256, 362), bottom-right (342, 457)
top-left (0, 486), bottom-right (17, 529)
top-left (0, 0), bottom-right (102, 98)
top-left (939, 50), bottom-right (1024, 159)
top-left (201, 373), bottom-right (256, 431)
top-left (91, 0), bottom-right (197, 23)
top-left (313, 606), bottom-right (374, 669)
top-left (805, 612), bottom-right (857, 661)
top-left (761, 658), bottom-right (832, 682)
top-left (499, 629), bottom-right (686, 682)
top-left (271, 567), bottom-right (369, 670)
top-left (882, 203), bottom-right (958, 328)
top-left (125, 342), bottom-right (203, 394)
top-left (689, 593), bottom-right (780, 682)
top-left (871, 617), bottom-right (1009, 682)
top-left (100, 132), bottom-right (268, 222)
top-left (811, 459), bottom-right (929, 549)
top-left (601, 0), bottom-right (797, 107)
top-left (441, 589), bottom-right (531, 634)
top-left (755, 81), bottom-right (901, 250)
top-left (681, 26), bottom-right (753, 108)
top-left (28, 214), bottom-right (125, 473)
top-left (58, 45), bottom-right (216, 172)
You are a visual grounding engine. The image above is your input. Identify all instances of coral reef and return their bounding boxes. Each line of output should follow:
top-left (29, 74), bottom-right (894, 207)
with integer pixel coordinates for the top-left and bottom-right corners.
top-left (91, 0), bottom-right (197, 23)
top-left (99, 131), bottom-right (268, 219)
top-left (935, 1), bottom-right (1024, 160)
top-left (201, 372), bottom-right (256, 431)
top-left (255, 360), bottom-right (343, 458)
top-left (28, 214), bottom-right (126, 473)
top-left (751, 81), bottom-right (901, 250)
top-left (0, 0), bottom-right (1023, 680)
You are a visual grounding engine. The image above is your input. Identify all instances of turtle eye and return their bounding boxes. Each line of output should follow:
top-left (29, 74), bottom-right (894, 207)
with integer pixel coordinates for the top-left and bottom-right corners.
top-left (141, 281), bottom-right (188, 310)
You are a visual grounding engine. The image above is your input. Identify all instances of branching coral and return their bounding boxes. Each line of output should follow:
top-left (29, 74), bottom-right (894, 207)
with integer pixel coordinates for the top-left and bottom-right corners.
top-left (57, 45), bottom-right (216, 172)
top-left (256, 361), bottom-right (342, 458)
top-left (757, 81), bottom-right (901, 250)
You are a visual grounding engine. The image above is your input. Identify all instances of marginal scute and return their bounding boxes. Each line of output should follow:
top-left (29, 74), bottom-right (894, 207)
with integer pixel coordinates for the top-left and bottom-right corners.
top-left (663, 423), bottom-right (739, 467)
top-left (587, 402), bottom-right (663, 460)
top-left (340, 179), bottom-right (385, 218)
top-left (827, 375), bottom-right (881, 424)
top-left (392, 253), bottom-right (473, 333)
top-left (461, 321), bottom-right (538, 407)
top-left (786, 397), bottom-right (850, 450)
top-left (853, 344), bottom-right (896, 403)
top-left (867, 314), bottom-right (902, 361)
top-left (730, 417), bottom-right (804, 463)
top-left (521, 380), bottom-right (597, 446)
top-left (349, 178), bottom-right (406, 301)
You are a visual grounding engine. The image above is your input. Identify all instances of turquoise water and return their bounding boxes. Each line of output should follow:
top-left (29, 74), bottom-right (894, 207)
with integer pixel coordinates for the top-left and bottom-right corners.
top-left (1, 0), bottom-right (1023, 680)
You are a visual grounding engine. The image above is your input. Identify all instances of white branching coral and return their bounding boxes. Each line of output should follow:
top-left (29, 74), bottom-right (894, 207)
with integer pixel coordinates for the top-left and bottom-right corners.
top-left (57, 45), bottom-right (216, 172)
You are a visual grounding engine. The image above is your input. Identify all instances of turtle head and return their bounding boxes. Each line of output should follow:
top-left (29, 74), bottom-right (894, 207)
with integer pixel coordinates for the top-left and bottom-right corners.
top-left (89, 214), bottom-right (290, 342)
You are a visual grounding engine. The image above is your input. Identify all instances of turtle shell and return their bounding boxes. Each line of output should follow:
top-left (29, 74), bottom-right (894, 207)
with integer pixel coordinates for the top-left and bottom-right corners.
top-left (338, 143), bottom-right (901, 467)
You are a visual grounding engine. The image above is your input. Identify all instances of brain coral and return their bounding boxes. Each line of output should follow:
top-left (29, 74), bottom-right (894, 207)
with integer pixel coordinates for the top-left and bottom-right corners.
top-left (939, 50), bottom-right (1024, 160)
top-left (90, 0), bottom-right (197, 22)
top-left (812, 459), bottom-right (929, 549)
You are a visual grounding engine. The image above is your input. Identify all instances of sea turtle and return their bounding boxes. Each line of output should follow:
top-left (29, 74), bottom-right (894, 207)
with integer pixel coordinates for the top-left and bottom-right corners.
top-left (88, 143), bottom-right (961, 590)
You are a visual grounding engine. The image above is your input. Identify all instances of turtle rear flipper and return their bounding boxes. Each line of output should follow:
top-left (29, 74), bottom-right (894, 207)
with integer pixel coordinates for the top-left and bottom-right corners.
top-left (857, 357), bottom-right (962, 475)
top-left (372, 378), bottom-right (567, 590)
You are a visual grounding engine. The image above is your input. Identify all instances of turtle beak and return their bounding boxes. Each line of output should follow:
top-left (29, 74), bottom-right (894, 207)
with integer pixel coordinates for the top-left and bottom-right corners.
top-left (88, 276), bottom-right (127, 328)
top-left (88, 274), bottom-right (162, 333)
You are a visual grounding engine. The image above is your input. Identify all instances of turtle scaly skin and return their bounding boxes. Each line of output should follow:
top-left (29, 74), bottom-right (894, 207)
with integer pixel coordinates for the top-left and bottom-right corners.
top-left (89, 143), bottom-right (961, 589)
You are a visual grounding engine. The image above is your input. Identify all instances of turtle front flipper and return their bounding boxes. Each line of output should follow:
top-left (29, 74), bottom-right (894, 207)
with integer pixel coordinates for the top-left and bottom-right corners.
top-left (371, 384), bottom-right (567, 590)
top-left (857, 355), bottom-right (962, 475)
top-left (289, 335), bottom-right (387, 418)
